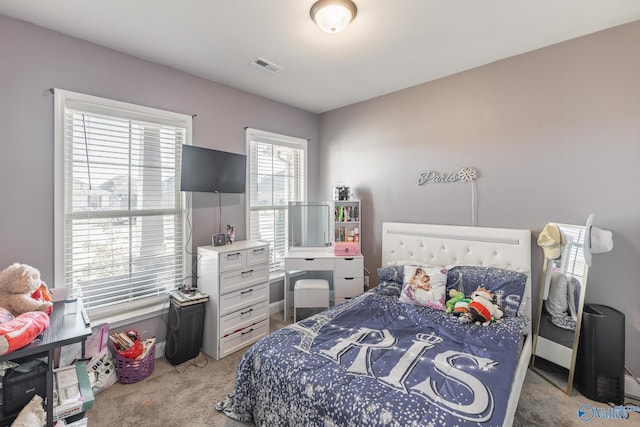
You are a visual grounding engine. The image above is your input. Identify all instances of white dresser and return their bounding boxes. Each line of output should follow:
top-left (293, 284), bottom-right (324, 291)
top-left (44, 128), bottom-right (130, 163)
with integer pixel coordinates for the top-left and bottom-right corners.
top-left (197, 240), bottom-right (270, 360)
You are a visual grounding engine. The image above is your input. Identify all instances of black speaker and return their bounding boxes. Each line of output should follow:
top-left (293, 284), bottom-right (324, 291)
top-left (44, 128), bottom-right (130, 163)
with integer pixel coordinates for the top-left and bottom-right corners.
top-left (165, 299), bottom-right (206, 365)
top-left (2, 358), bottom-right (47, 416)
top-left (574, 304), bottom-right (625, 405)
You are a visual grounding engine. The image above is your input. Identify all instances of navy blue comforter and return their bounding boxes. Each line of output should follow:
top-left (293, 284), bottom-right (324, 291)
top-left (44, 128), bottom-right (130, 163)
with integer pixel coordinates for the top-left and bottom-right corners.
top-left (218, 292), bottom-right (526, 426)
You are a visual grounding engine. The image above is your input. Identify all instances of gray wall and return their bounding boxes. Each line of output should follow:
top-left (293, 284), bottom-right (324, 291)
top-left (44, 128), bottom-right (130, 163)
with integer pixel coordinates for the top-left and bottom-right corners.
top-left (0, 14), bottom-right (318, 333)
top-left (319, 21), bottom-right (640, 374)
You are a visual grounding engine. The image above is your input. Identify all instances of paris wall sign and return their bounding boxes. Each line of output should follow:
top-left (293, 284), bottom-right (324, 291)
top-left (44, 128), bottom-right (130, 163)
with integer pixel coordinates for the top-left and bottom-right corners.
top-left (417, 167), bottom-right (479, 185)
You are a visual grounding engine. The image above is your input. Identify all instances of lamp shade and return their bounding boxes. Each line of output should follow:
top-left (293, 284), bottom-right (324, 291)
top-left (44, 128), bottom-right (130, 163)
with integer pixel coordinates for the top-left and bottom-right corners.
top-left (310, 0), bottom-right (357, 34)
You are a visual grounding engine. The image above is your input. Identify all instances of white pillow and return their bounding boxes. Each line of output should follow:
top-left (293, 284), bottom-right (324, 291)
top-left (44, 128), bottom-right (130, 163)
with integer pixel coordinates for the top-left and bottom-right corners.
top-left (398, 265), bottom-right (448, 311)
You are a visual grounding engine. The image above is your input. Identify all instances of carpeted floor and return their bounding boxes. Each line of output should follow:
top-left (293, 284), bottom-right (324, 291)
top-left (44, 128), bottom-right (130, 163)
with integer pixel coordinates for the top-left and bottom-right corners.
top-left (85, 312), bottom-right (639, 426)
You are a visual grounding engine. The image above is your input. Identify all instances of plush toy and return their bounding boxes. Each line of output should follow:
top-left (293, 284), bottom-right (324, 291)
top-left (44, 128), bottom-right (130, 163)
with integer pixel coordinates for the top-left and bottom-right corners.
top-left (446, 289), bottom-right (472, 319)
top-left (453, 297), bottom-right (472, 318)
top-left (0, 263), bottom-right (53, 317)
top-left (461, 286), bottom-right (504, 326)
top-left (446, 289), bottom-right (465, 313)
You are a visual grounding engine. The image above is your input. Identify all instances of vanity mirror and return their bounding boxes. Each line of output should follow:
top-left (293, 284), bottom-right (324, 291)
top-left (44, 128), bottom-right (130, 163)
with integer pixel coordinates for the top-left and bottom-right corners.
top-left (288, 202), bottom-right (331, 248)
top-left (531, 214), bottom-right (613, 395)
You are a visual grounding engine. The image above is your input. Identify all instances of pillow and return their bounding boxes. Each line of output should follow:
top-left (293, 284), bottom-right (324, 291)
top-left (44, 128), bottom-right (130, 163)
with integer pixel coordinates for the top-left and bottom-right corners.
top-left (377, 265), bottom-right (404, 284)
top-left (374, 281), bottom-right (402, 297)
top-left (446, 265), bottom-right (528, 317)
top-left (398, 265), bottom-right (448, 311)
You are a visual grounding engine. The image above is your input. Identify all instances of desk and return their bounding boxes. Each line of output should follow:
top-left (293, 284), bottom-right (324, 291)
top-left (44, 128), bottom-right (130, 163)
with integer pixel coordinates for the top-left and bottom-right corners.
top-left (0, 300), bottom-right (92, 426)
top-left (284, 248), bottom-right (364, 321)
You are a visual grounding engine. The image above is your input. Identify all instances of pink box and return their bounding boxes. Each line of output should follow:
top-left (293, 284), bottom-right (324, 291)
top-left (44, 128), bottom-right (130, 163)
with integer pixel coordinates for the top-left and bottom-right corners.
top-left (334, 242), bottom-right (360, 256)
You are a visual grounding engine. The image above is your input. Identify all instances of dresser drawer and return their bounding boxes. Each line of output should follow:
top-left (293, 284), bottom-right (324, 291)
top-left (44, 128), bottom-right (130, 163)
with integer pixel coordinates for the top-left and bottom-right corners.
top-left (219, 319), bottom-right (269, 359)
top-left (219, 265), bottom-right (269, 295)
top-left (285, 257), bottom-right (334, 271)
top-left (220, 250), bottom-right (245, 273)
top-left (219, 282), bottom-right (268, 317)
top-left (335, 277), bottom-right (364, 298)
top-left (334, 257), bottom-right (363, 277)
top-left (220, 301), bottom-right (269, 337)
top-left (246, 245), bottom-right (269, 267)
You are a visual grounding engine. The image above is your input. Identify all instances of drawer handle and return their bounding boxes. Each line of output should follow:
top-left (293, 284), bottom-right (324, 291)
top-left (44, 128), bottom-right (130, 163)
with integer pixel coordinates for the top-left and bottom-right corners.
top-left (343, 277), bottom-right (355, 281)
top-left (241, 328), bottom-right (254, 336)
top-left (304, 258), bottom-right (316, 261)
top-left (241, 269), bottom-right (254, 276)
top-left (227, 252), bottom-right (241, 259)
top-left (344, 258), bottom-right (354, 261)
top-left (240, 289), bottom-right (253, 295)
top-left (241, 308), bottom-right (254, 315)
top-left (252, 248), bottom-right (265, 254)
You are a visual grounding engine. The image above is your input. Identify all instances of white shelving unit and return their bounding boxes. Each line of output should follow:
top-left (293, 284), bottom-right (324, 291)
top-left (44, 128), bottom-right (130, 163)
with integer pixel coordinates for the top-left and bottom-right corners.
top-left (332, 199), bottom-right (361, 245)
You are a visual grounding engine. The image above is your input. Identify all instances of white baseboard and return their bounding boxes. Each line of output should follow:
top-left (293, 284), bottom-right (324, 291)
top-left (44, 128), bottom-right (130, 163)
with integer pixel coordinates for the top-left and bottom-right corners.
top-left (270, 300), bottom-right (284, 315)
top-left (626, 374), bottom-right (640, 400)
top-left (154, 340), bottom-right (166, 359)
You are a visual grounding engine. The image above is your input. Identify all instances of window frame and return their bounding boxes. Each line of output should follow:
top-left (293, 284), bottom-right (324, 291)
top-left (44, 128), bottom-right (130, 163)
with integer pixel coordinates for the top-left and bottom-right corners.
top-left (53, 89), bottom-right (192, 321)
top-left (245, 128), bottom-right (307, 276)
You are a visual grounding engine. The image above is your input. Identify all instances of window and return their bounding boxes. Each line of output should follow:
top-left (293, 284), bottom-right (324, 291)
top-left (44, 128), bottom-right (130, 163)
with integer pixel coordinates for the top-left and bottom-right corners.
top-left (246, 128), bottom-right (307, 274)
top-left (54, 89), bottom-right (192, 317)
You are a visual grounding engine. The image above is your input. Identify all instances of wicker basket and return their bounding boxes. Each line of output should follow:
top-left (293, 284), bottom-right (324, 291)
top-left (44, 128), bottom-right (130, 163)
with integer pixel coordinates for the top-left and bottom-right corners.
top-left (114, 345), bottom-right (155, 384)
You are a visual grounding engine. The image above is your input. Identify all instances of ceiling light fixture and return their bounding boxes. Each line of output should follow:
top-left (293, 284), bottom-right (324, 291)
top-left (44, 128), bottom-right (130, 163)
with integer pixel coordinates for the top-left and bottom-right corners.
top-left (310, 0), bottom-right (357, 34)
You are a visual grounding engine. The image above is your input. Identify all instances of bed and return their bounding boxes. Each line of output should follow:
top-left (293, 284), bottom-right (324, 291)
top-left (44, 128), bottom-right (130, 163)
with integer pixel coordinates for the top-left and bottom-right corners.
top-left (217, 222), bottom-right (532, 426)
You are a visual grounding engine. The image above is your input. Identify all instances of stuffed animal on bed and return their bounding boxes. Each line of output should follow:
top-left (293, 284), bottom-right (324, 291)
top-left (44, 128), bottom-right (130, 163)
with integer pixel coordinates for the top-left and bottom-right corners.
top-left (461, 286), bottom-right (504, 326)
top-left (0, 263), bottom-right (53, 317)
top-left (446, 289), bottom-right (472, 318)
top-left (446, 289), bottom-right (465, 312)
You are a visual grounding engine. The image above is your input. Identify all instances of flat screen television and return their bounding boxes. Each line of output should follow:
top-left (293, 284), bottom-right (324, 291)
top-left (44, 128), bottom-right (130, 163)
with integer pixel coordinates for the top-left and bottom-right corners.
top-left (180, 144), bottom-right (247, 193)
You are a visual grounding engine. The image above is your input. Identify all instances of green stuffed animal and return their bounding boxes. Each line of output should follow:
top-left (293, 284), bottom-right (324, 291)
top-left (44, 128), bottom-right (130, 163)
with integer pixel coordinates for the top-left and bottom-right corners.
top-left (446, 289), bottom-right (465, 313)
top-left (446, 289), bottom-right (472, 321)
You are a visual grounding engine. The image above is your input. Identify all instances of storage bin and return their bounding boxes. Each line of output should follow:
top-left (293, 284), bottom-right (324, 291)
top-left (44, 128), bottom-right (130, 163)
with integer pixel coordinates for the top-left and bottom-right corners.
top-left (114, 345), bottom-right (155, 384)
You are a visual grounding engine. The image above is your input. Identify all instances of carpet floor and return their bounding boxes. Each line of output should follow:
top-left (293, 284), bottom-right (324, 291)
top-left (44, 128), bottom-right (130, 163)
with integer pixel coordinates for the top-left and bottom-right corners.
top-left (85, 313), bottom-right (639, 426)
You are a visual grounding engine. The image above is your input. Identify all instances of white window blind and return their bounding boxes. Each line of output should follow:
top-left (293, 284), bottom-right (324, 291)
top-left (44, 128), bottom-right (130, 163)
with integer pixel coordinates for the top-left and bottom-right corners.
top-left (246, 129), bottom-right (307, 273)
top-left (54, 90), bottom-right (192, 314)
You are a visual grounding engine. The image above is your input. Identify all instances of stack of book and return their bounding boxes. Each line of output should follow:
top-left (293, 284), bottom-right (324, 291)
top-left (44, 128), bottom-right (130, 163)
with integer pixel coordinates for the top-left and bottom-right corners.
top-left (109, 330), bottom-right (139, 353)
top-left (170, 289), bottom-right (209, 306)
top-left (109, 331), bottom-right (155, 360)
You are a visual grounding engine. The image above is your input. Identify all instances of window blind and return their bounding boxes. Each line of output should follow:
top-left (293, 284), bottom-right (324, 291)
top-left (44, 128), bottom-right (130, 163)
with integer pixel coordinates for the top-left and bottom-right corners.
top-left (246, 129), bottom-right (306, 273)
top-left (55, 90), bottom-right (191, 312)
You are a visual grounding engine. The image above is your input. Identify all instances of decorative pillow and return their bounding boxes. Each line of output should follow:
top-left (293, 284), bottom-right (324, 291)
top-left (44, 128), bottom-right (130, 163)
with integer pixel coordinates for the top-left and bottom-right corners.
top-left (446, 265), bottom-right (528, 317)
top-left (377, 265), bottom-right (405, 284)
top-left (398, 265), bottom-right (448, 311)
top-left (374, 281), bottom-right (402, 297)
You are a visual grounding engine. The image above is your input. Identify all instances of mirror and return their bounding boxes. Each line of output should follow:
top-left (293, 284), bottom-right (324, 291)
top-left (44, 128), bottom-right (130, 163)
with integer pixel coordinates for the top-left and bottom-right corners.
top-left (288, 202), bottom-right (331, 248)
top-left (531, 222), bottom-right (589, 395)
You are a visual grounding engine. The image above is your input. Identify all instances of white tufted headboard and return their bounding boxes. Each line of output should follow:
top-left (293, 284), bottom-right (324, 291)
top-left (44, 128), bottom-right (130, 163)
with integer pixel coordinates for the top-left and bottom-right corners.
top-left (381, 222), bottom-right (532, 334)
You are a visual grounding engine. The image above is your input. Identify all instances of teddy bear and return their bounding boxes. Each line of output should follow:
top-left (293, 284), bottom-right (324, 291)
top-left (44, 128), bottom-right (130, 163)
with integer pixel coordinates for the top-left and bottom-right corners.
top-left (0, 263), bottom-right (53, 317)
top-left (460, 286), bottom-right (503, 326)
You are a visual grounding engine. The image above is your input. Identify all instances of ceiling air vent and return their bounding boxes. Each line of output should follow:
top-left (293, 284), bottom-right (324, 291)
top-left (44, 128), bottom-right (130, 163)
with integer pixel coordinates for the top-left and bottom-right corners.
top-left (251, 57), bottom-right (282, 73)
